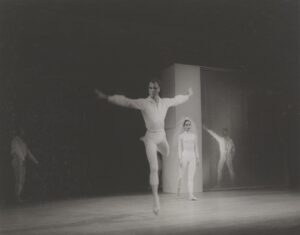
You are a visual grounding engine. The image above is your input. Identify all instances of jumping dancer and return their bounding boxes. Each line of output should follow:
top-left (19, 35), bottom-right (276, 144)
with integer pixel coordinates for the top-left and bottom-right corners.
top-left (95, 80), bottom-right (193, 215)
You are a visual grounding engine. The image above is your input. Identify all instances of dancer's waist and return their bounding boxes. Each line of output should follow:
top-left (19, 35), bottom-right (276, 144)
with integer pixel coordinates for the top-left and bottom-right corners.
top-left (11, 150), bottom-right (26, 160)
top-left (146, 128), bottom-right (165, 133)
top-left (11, 154), bottom-right (26, 162)
top-left (182, 148), bottom-right (195, 153)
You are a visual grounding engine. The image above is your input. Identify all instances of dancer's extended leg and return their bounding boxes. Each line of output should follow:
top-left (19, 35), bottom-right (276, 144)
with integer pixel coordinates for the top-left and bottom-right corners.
top-left (226, 156), bottom-right (235, 183)
top-left (144, 140), bottom-right (160, 215)
top-left (217, 156), bottom-right (226, 186)
top-left (12, 155), bottom-right (25, 202)
top-left (157, 137), bottom-right (169, 157)
top-left (187, 158), bottom-right (197, 200)
top-left (177, 157), bottom-right (187, 196)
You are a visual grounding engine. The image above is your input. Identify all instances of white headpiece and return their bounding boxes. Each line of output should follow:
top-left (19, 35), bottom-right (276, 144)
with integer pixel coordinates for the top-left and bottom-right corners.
top-left (172, 116), bottom-right (198, 147)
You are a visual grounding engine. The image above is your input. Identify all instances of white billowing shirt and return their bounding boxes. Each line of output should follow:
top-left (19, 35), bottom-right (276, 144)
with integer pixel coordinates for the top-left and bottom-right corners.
top-left (11, 136), bottom-right (28, 161)
top-left (108, 95), bottom-right (190, 132)
top-left (206, 129), bottom-right (235, 157)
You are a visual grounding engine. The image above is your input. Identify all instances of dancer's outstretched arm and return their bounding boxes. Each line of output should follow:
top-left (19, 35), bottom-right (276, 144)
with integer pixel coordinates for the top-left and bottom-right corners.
top-left (94, 89), bottom-right (108, 100)
top-left (94, 89), bottom-right (144, 110)
top-left (27, 149), bottom-right (39, 164)
top-left (166, 88), bottom-right (193, 107)
top-left (203, 125), bottom-right (222, 143)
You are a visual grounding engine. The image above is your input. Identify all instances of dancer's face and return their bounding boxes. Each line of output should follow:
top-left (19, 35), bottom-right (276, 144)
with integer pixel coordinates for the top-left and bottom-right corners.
top-left (148, 82), bottom-right (160, 98)
top-left (183, 120), bottom-right (191, 132)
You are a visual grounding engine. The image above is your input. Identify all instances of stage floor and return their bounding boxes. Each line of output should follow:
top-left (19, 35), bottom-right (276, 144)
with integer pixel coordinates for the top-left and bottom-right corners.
top-left (1, 190), bottom-right (300, 235)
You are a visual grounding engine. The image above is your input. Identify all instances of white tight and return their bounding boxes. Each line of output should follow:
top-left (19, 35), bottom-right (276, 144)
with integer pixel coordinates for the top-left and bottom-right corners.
top-left (178, 151), bottom-right (196, 195)
top-left (143, 131), bottom-right (169, 186)
top-left (217, 154), bottom-right (235, 183)
top-left (11, 155), bottom-right (26, 197)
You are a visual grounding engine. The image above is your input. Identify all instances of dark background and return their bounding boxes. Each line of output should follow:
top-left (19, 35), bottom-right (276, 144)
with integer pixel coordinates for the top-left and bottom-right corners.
top-left (0, 0), bottom-right (299, 201)
top-left (201, 68), bottom-right (295, 190)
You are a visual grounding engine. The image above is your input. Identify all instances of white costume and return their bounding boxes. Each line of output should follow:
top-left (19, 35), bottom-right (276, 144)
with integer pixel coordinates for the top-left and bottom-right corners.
top-left (205, 129), bottom-right (235, 184)
top-left (178, 131), bottom-right (199, 198)
top-left (108, 94), bottom-right (190, 186)
top-left (175, 117), bottom-right (199, 199)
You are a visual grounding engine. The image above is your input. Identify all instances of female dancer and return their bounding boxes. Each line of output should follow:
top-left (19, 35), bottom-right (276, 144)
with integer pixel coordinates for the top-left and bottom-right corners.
top-left (176, 117), bottom-right (200, 200)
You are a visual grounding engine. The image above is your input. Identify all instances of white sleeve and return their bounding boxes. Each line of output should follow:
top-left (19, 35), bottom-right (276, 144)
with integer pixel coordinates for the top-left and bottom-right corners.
top-left (206, 129), bottom-right (222, 144)
top-left (108, 95), bottom-right (144, 110)
top-left (164, 95), bottom-right (190, 107)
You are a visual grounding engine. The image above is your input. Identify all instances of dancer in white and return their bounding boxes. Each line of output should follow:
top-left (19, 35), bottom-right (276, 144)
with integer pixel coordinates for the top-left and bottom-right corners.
top-left (176, 117), bottom-right (200, 200)
top-left (11, 129), bottom-right (39, 202)
top-left (94, 80), bottom-right (193, 215)
top-left (203, 125), bottom-right (235, 186)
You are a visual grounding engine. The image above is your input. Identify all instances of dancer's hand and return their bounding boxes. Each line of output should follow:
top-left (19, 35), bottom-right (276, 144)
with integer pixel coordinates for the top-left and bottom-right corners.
top-left (188, 88), bottom-right (193, 96)
top-left (94, 89), bottom-right (108, 100)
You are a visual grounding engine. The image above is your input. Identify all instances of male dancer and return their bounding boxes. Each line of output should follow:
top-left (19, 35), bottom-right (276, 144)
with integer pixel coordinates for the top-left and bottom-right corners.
top-left (95, 80), bottom-right (193, 215)
top-left (203, 125), bottom-right (235, 186)
top-left (11, 129), bottom-right (39, 202)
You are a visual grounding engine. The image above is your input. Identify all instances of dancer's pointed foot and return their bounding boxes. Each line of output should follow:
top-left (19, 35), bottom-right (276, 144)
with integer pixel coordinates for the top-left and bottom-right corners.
top-left (189, 195), bottom-right (198, 201)
top-left (153, 205), bottom-right (160, 215)
top-left (153, 196), bottom-right (160, 215)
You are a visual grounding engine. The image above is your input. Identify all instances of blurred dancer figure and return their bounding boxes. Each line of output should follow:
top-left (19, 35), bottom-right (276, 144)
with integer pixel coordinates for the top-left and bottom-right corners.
top-left (203, 126), bottom-right (235, 186)
top-left (11, 129), bottom-right (39, 202)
